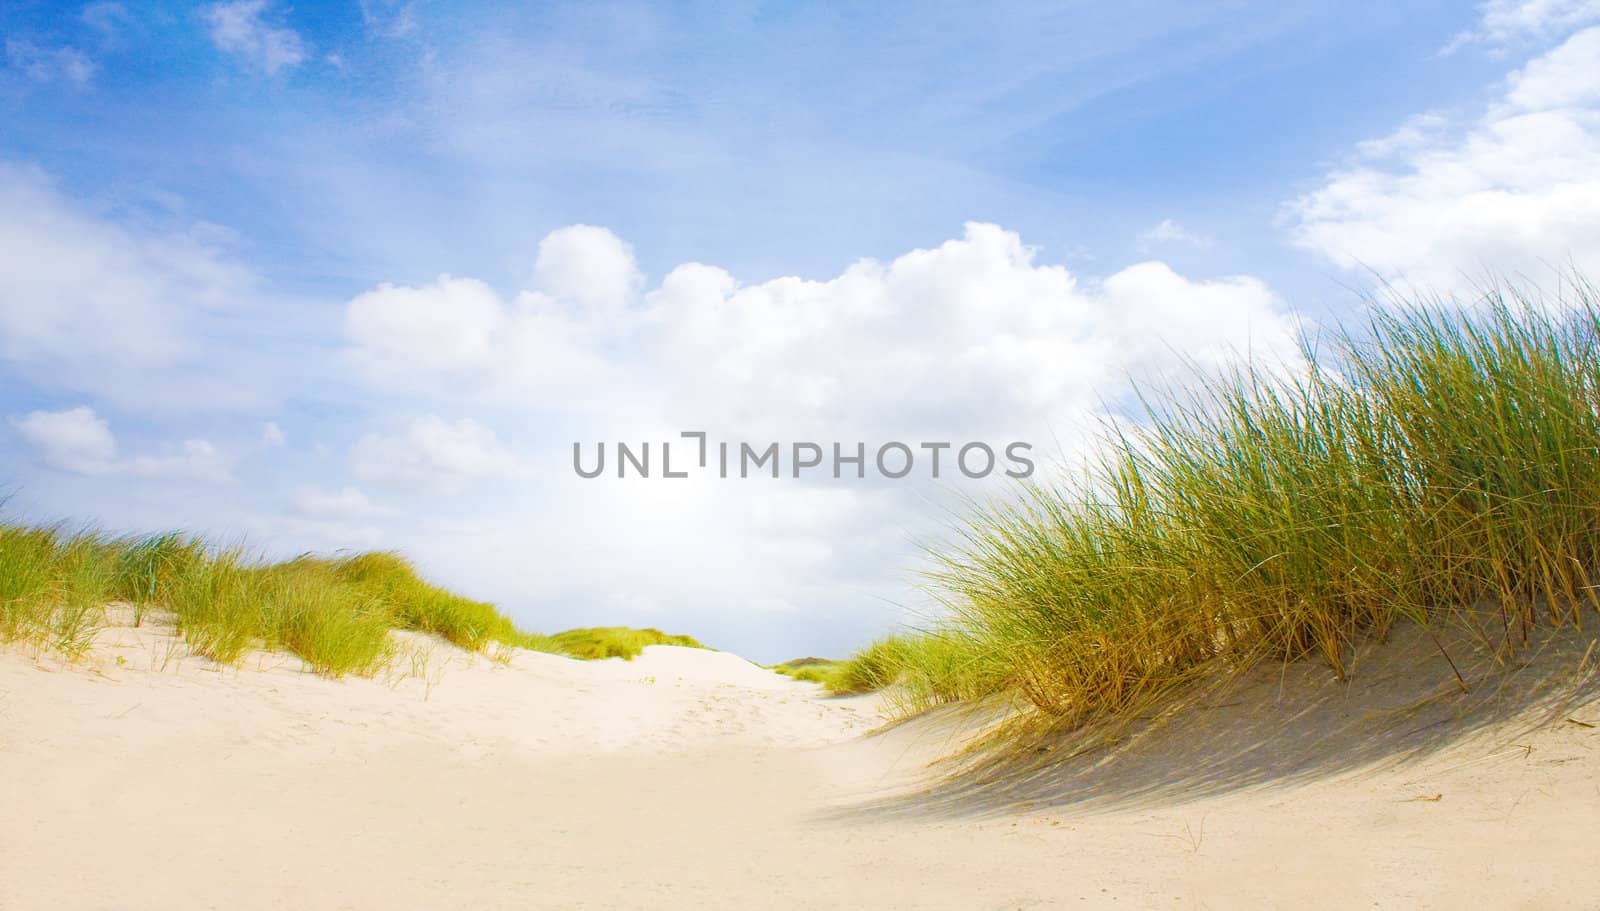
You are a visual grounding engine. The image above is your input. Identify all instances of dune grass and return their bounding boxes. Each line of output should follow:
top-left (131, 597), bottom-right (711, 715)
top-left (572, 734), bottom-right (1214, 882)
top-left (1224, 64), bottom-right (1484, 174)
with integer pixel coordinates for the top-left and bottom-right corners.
top-left (769, 637), bottom-right (1007, 709)
top-left (769, 657), bottom-right (843, 685)
top-left (546, 626), bottom-right (709, 660)
top-left (0, 528), bottom-right (702, 676)
top-left (820, 633), bottom-right (1010, 709)
top-left (839, 287), bottom-right (1600, 726)
top-left (0, 524), bottom-right (117, 660)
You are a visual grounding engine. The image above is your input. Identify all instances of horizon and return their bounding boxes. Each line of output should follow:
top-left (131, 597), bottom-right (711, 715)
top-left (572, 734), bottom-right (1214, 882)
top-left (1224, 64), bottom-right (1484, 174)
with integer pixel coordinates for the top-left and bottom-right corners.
top-left (3, 0), bottom-right (1599, 662)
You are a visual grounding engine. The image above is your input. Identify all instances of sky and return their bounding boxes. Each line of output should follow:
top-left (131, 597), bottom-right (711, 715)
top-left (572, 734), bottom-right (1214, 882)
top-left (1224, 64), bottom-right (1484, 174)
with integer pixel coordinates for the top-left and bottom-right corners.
top-left (1, 0), bottom-right (1598, 662)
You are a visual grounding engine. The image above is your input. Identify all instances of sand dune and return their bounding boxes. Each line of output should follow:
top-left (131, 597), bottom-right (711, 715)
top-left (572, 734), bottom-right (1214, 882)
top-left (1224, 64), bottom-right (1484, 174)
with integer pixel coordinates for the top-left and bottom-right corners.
top-left (3, 617), bottom-right (1598, 910)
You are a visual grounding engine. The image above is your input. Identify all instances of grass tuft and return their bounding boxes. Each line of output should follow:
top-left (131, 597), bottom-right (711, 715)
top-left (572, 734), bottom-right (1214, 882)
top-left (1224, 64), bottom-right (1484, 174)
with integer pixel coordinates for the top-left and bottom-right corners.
top-left (841, 286), bottom-right (1600, 726)
top-left (823, 632), bottom-right (1009, 708)
top-left (545, 626), bottom-right (709, 660)
top-left (769, 657), bottom-right (843, 685)
top-left (0, 526), bottom-right (701, 676)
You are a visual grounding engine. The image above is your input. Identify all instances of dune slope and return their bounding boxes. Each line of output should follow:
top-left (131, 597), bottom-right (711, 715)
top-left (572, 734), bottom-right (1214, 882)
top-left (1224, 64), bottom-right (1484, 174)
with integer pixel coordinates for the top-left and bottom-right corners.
top-left (2, 618), bottom-right (1598, 910)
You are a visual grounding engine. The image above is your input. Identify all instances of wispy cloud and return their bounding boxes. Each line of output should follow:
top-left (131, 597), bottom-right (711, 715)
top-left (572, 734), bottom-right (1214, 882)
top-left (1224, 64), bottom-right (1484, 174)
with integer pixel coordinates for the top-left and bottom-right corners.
top-left (201, 0), bottom-right (307, 75)
top-left (1443, 0), bottom-right (1600, 53)
top-left (291, 485), bottom-right (392, 519)
top-left (80, 2), bottom-right (132, 39)
top-left (1139, 219), bottom-right (1213, 250)
top-left (351, 416), bottom-right (521, 495)
top-left (4, 39), bottom-right (94, 85)
top-left (359, 0), bottom-right (419, 38)
top-left (0, 162), bottom-right (273, 407)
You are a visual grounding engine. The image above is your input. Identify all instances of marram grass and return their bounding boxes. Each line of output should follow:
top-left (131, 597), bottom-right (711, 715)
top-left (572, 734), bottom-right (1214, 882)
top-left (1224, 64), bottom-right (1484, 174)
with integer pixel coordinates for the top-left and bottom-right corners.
top-left (769, 657), bottom-right (844, 685)
top-left (0, 529), bottom-right (703, 677)
top-left (548, 626), bottom-right (708, 660)
top-left (839, 287), bottom-right (1600, 725)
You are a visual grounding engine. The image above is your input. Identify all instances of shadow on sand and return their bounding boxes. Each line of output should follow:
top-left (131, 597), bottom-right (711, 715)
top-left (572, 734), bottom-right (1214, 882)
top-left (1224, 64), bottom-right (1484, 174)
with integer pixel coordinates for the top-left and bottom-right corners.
top-left (835, 618), bottom-right (1600, 822)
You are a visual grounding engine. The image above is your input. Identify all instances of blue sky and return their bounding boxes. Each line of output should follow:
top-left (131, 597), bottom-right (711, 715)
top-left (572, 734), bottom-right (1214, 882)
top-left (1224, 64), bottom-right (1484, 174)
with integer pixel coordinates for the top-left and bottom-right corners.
top-left (3, 0), bottom-right (1598, 660)
top-left (0, 0), bottom-right (1507, 290)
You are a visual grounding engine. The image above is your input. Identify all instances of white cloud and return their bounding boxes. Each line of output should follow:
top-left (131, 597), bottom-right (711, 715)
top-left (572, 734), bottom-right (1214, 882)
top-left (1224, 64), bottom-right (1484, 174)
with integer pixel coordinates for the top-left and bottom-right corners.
top-left (262, 421), bottom-right (286, 446)
top-left (345, 276), bottom-right (504, 381)
top-left (533, 224), bottom-right (644, 313)
top-left (0, 163), bottom-right (262, 401)
top-left (343, 274), bottom-right (614, 394)
top-left (3, 194), bottom-right (1307, 658)
top-left (351, 416), bottom-right (520, 493)
top-left (344, 225), bottom-right (1305, 477)
top-left (1505, 27), bottom-right (1600, 108)
top-left (5, 40), bottom-right (95, 85)
top-left (127, 439), bottom-right (233, 483)
top-left (11, 406), bottom-right (230, 482)
top-left (350, 220), bottom-right (1299, 435)
top-left (1289, 26), bottom-right (1600, 293)
top-left (1352, 112), bottom-right (1451, 159)
top-left (1445, 0), bottom-right (1600, 52)
top-left (333, 222), bottom-right (1304, 654)
top-left (201, 0), bottom-right (307, 75)
top-left (291, 485), bottom-right (389, 519)
top-left (647, 223), bottom-right (1301, 438)
top-left (1097, 261), bottom-right (1291, 379)
top-left (1138, 218), bottom-right (1212, 249)
top-left (347, 223), bottom-right (1303, 443)
top-left (12, 406), bottom-right (117, 474)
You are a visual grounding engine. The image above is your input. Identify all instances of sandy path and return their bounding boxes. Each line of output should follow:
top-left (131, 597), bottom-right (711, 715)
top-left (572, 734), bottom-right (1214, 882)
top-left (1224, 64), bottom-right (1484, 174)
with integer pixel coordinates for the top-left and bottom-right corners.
top-left (3, 621), bottom-right (1599, 910)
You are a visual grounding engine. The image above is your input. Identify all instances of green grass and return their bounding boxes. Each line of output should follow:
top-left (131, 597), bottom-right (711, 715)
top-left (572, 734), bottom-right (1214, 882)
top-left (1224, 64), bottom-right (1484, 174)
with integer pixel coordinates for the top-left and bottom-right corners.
top-left (769, 657), bottom-right (843, 685)
top-left (0, 527), bottom-right (702, 676)
top-left (771, 636), bottom-right (1008, 710)
top-left (820, 632), bottom-right (1009, 708)
top-left (0, 524), bottom-right (118, 659)
top-left (841, 287), bottom-right (1600, 726)
top-left (546, 626), bottom-right (709, 660)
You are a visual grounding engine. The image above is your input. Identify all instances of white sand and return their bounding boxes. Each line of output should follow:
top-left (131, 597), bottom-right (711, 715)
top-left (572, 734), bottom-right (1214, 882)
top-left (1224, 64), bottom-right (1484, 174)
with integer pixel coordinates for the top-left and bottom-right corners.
top-left (3, 616), bottom-right (1599, 910)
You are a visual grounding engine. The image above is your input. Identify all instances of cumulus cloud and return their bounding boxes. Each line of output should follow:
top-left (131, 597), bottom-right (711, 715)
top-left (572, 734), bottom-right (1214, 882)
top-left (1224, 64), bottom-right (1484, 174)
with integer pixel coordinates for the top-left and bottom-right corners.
top-left (1289, 26), bottom-right (1600, 293)
top-left (262, 421), bottom-right (286, 446)
top-left (659, 225), bottom-right (1302, 438)
top-left (346, 276), bottom-right (504, 381)
top-left (1506, 27), bottom-right (1600, 107)
top-left (3, 199), bottom-right (1308, 658)
top-left (4, 40), bottom-right (95, 85)
top-left (202, 0), bottom-right (307, 75)
top-left (12, 406), bottom-right (117, 474)
top-left (346, 222), bottom-right (1303, 445)
top-left (343, 274), bottom-right (615, 393)
top-left (331, 222), bottom-right (1305, 653)
top-left (342, 226), bottom-right (642, 391)
top-left (11, 406), bottom-right (230, 481)
top-left (533, 224), bottom-right (645, 313)
top-left (351, 416), bottom-right (520, 493)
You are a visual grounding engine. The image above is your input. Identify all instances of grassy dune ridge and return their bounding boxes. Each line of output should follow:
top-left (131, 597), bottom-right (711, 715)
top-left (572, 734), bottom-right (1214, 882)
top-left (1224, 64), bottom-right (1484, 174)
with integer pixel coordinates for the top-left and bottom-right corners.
top-left (548, 626), bottom-right (708, 660)
top-left (0, 530), bottom-right (703, 676)
top-left (768, 657), bottom-right (845, 685)
top-left (840, 287), bottom-right (1600, 722)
